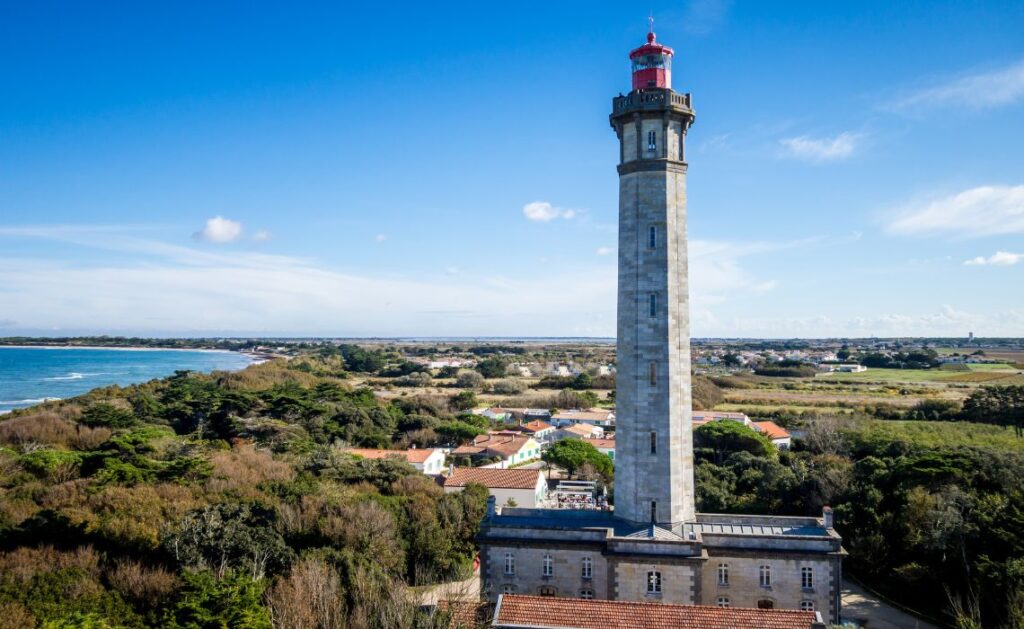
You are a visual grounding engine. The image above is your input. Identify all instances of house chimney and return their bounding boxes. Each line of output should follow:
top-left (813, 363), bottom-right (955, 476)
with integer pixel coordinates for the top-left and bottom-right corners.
top-left (823, 506), bottom-right (834, 529)
top-left (486, 495), bottom-right (496, 518)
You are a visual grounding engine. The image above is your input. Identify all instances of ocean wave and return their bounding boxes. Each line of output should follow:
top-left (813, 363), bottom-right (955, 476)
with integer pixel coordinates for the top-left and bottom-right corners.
top-left (0, 397), bottom-right (62, 405)
top-left (45, 372), bottom-right (108, 381)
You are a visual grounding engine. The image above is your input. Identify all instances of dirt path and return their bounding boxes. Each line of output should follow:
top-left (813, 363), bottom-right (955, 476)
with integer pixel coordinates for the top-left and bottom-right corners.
top-left (842, 579), bottom-right (940, 628)
top-left (420, 572), bottom-right (480, 607)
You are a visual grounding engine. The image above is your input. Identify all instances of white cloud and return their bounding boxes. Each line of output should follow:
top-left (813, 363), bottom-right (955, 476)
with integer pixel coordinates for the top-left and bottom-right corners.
top-left (702, 306), bottom-right (1024, 338)
top-left (595, 247), bottom-right (614, 256)
top-left (194, 216), bottom-right (243, 243)
top-left (889, 59), bottom-right (1024, 111)
top-left (779, 132), bottom-right (861, 162)
top-left (523, 201), bottom-right (576, 222)
top-left (0, 226), bottom-right (617, 336)
top-left (375, 234), bottom-right (387, 242)
top-left (252, 230), bottom-right (272, 242)
top-left (964, 251), bottom-right (1023, 266)
top-left (887, 185), bottom-right (1024, 237)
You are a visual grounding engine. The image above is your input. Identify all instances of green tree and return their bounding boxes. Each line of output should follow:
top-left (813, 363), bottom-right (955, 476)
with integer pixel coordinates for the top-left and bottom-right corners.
top-left (542, 439), bottom-right (612, 479)
top-left (474, 357), bottom-right (507, 379)
top-left (162, 571), bottom-right (271, 629)
top-left (694, 421), bottom-right (777, 465)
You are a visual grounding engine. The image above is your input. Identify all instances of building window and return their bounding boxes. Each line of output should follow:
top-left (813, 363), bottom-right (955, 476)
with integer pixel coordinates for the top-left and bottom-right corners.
top-left (649, 293), bottom-right (657, 317)
top-left (647, 571), bottom-right (662, 594)
top-left (649, 431), bottom-right (657, 455)
top-left (801, 566), bottom-right (813, 589)
top-left (648, 226), bottom-right (656, 249)
top-left (581, 556), bottom-right (593, 579)
top-left (647, 130), bottom-right (656, 151)
top-left (649, 362), bottom-right (657, 386)
top-left (539, 586), bottom-right (556, 597)
top-left (716, 597), bottom-right (730, 608)
top-left (759, 565), bottom-right (771, 588)
top-left (650, 501), bottom-right (657, 523)
top-left (757, 599), bottom-right (774, 609)
top-left (717, 563), bottom-right (729, 586)
top-left (800, 600), bottom-right (815, 611)
top-left (504, 552), bottom-right (515, 576)
top-left (543, 555), bottom-right (553, 577)
top-left (503, 584), bottom-right (517, 594)
top-left (580, 589), bottom-right (594, 600)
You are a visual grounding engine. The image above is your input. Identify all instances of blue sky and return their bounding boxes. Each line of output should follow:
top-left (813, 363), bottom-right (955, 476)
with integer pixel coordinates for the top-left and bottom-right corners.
top-left (1, 1), bottom-right (1023, 338)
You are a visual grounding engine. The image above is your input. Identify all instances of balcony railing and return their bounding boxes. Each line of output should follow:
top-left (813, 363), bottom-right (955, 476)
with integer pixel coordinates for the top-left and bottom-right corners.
top-left (612, 89), bottom-right (692, 115)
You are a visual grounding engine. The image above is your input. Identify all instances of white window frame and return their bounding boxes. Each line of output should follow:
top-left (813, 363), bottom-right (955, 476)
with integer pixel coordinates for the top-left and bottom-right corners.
top-left (800, 600), bottom-right (814, 611)
top-left (801, 566), bottom-right (813, 589)
top-left (647, 130), bottom-right (657, 151)
top-left (503, 583), bottom-right (516, 594)
top-left (717, 563), bottom-right (729, 586)
top-left (580, 589), bottom-right (594, 600)
top-left (581, 556), bottom-right (593, 579)
top-left (759, 564), bottom-right (771, 588)
top-left (647, 570), bottom-right (662, 594)
top-left (504, 552), bottom-right (515, 576)
top-left (716, 596), bottom-right (730, 608)
top-left (543, 554), bottom-right (553, 577)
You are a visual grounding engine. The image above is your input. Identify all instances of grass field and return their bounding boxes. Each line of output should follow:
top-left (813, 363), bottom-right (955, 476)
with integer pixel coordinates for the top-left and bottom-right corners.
top-left (818, 365), bottom-right (1022, 384)
top-left (850, 419), bottom-right (1024, 451)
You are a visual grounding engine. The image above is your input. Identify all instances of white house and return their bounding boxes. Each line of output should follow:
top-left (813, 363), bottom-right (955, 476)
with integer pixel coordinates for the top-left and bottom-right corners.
top-left (553, 423), bottom-right (605, 441)
top-left (451, 432), bottom-right (541, 467)
top-left (512, 420), bottom-right (556, 443)
top-left (751, 421), bottom-right (793, 449)
top-left (551, 408), bottom-right (616, 428)
top-left (344, 447), bottom-right (447, 475)
top-left (443, 467), bottom-right (548, 508)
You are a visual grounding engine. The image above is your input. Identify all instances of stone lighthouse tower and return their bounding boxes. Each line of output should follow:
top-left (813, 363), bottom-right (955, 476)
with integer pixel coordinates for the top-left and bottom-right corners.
top-left (609, 27), bottom-right (696, 530)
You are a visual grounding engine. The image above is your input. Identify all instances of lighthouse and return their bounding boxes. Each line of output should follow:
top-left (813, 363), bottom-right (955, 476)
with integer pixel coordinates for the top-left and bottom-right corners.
top-left (609, 25), bottom-right (696, 529)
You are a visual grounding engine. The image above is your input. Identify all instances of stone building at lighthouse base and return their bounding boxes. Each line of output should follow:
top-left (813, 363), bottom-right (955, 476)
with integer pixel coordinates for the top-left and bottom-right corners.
top-left (478, 506), bottom-right (844, 623)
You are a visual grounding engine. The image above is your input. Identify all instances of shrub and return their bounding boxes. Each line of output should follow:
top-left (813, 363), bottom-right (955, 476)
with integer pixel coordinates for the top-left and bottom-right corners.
top-left (81, 403), bottom-right (138, 429)
top-left (105, 559), bottom-right (179, 608)
top-left (454, 371), bottom-right (483, 390)
top-left (161, 570), bottom-right (271, 629)
top-left (491, 379), bottom-right (525, 395)
top-left (264, 558), bottom-right (344, 629)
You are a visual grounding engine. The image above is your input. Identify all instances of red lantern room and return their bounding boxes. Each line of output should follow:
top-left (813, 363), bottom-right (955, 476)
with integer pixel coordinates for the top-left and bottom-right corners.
top-left (629, 28), bottom-right (673, 91)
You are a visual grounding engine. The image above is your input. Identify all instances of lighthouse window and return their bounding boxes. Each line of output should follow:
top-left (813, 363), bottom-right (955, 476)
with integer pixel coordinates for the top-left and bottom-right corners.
top-left (648, 226), bottom-right (656, 249)
top-left (649, 293), bottom-right (657, 317)
top-left (647, 130), bottom-right (657, 151)
top-left (649, 362), bottom-right (657, 386)
top-left (650, 431), bottom-right (657, 455)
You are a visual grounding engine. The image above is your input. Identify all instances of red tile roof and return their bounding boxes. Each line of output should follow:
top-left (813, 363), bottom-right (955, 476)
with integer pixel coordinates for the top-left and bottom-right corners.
top-left (494, 595), bottom-right (819, 629)
top-left (520, 420), bottom-right (554, 433)
top-left (753, 421), bottom-right (791, 440)
top-left (345, 447), bottom-right (439, 464)
top-left (443, 467), bottom-right (542, 490)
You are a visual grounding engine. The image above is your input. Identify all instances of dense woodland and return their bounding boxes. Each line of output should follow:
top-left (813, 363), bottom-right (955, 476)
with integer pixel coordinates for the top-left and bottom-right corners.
top-left (0, 355), bottom-right (491, 628)
top-left (0, 347), bottom-right (1022, 627)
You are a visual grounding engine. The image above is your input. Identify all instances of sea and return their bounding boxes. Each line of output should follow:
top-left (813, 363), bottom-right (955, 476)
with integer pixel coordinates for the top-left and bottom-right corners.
top-left (0, 347), bottom-right (254, 414)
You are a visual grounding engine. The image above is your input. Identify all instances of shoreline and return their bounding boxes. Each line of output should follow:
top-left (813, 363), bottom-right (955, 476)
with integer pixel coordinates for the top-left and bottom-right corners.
top-left (0, 345), bottom-right (240, 354)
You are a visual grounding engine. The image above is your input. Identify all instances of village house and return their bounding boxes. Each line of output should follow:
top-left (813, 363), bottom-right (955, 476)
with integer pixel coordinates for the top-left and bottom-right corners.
top-left (443, 467), bottom-right (548, 509)
top-left (752, 420), bottom-right (793, 449)
top-left (344, 447), bottom-right (446, 475)
top-left (508, 419), bottom-right (556, 443)
top-left (452, 432), bottom-right (541, 468)
top-left (586, 436), bottom-right (616, 461)
top-left (552, 408), bottom-right (616, 428)
top-left (553, 423), bottom-right (605, 441)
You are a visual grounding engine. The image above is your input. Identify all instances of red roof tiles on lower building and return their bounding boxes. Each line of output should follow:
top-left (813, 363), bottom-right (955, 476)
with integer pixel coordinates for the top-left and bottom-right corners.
top-left (443, 467), bottom-right (542, 490)
top-left (493, 595), bottom-right (821, 629)
top-left (753, 420), bottom-right (791, 440)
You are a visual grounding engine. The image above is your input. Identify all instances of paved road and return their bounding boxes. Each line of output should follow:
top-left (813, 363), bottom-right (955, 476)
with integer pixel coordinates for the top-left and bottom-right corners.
top-left (842, 579), bottom-right (939, 628)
